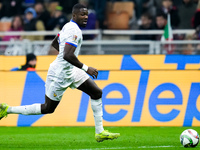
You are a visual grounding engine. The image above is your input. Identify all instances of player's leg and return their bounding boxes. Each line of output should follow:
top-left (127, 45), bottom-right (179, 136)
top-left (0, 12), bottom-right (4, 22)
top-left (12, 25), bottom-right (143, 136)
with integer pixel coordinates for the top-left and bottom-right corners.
top-left (0, 103), bottom-right (41, 117)
top-left (41, 95), bottom-right (59, 114)
top-left (77, 78), bottom-right (103, 132)
top-left (0, 95), bottom-right (59, 120)
top-left (0, 63), bottom-right (64, 119)
top-left (77, 78), bottom-right (120, 142)
top-left (77, 77), bottom-right (102, 100)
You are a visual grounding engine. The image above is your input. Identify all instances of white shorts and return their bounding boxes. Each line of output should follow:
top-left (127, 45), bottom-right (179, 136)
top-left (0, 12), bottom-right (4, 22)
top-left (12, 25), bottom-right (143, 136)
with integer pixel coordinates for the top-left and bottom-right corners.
top-left (45, 63), bottom-right (89, 101)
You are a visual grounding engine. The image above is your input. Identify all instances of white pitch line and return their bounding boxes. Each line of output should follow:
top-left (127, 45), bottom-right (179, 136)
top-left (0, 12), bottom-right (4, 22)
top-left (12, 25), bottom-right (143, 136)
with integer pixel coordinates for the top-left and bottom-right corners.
top-left (71, 145), bottom-right (182, 150)
top-left (138, 145), bottom-right (181, 148)
top-left (72, 148), bottom-right (130, 150)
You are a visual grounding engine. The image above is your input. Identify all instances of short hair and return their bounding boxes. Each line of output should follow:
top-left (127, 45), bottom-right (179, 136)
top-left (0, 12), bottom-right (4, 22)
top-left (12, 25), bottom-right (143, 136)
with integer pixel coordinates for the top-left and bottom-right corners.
top-left (72, 3), bottom-right (87, 14)
top-left (156, 12), bottom-right (167, 20)
top-left (141, 13), bottom-right (152, 20)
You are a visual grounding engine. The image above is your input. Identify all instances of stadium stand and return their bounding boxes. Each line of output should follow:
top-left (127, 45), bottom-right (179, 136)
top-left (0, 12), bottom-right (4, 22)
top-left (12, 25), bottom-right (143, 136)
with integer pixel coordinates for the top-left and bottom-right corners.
top-left (0, 0), bottom-right (199, 55)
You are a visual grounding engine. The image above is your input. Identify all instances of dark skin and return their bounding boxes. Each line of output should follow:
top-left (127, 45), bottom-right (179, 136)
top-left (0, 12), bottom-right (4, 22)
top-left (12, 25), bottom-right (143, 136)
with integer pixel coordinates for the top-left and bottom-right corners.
top-left (41, 8), bottom-right (102, 114)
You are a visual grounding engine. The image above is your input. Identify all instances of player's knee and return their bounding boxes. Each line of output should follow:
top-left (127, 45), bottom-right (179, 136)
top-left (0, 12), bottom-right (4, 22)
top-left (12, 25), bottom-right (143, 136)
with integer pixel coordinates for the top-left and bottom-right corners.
top-left (47, 108), bottom-right (55, 114)
top-left (97, 89), bottom-right (103, 99)
top-left (41, 104), bottom-right (55, 114)
top-left (91, 89), bottom-right (102, 100)
top-left (42, 108), bottom-right (55, 114)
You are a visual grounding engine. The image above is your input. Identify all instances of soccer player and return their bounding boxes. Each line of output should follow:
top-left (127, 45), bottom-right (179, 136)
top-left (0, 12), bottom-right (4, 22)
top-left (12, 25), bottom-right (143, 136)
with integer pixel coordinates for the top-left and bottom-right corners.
top-left (0, 3), bottom-right (120, 142)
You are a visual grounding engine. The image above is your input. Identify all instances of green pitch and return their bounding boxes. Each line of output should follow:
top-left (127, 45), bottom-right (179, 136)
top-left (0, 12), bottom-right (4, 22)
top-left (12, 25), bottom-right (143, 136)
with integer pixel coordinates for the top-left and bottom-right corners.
top-left (0, 126), bottom-right (199, 150)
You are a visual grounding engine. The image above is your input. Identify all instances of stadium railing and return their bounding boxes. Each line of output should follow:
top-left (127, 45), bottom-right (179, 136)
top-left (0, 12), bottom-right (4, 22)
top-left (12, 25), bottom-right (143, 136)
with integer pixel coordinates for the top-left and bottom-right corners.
top-left (0, 29), bottom-right (199, 55)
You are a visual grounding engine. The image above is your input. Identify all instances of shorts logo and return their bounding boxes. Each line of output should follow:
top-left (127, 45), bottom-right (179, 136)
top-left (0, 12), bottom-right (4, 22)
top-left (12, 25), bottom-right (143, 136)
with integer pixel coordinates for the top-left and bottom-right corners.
top-left (73, 35), bottom-right (78, 43)
top-left (53, 93), bottom-right (57, 97)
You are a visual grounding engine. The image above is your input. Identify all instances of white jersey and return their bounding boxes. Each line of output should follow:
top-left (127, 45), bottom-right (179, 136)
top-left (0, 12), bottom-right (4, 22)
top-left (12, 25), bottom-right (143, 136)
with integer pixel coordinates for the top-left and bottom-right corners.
top-left (46, 20), bottom-right (89, 101)
top-left (51, 20), bottom-right (83, 73)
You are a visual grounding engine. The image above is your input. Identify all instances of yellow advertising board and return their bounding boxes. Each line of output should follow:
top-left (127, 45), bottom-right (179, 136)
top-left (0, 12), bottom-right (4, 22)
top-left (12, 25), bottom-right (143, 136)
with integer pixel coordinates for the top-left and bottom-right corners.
top-left (0, 55), bottom-right (200, 126)
top-left (1, 55), bottom-right (200, 71)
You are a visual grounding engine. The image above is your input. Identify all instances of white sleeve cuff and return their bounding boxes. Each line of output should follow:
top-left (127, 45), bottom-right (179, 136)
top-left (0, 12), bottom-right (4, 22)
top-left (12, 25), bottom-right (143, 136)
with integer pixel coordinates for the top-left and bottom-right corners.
top-left (82, 64), bottom-right (88, 72)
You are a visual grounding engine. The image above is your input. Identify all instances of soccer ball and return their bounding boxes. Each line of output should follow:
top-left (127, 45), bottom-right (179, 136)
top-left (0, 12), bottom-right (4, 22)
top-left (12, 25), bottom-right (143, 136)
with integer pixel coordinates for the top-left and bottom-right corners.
top-left (180, 129), bottom-right (199, 148)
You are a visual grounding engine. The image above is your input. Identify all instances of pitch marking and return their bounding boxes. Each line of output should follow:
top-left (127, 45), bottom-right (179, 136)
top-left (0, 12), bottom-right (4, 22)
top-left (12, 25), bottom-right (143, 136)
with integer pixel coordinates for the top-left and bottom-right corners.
top-left (72, 145), bottom-right (181, 150)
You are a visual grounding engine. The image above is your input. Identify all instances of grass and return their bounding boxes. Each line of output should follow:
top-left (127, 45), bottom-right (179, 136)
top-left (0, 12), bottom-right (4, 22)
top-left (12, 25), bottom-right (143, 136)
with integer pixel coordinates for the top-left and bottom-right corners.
top-left (0, 126), bottom-right (199, 150)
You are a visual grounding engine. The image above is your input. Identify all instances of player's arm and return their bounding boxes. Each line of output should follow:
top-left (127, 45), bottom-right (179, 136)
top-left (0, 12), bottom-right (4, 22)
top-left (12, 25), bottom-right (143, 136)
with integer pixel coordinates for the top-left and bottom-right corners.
top-left (63, 44), bottom-right (98, 79)
top-left (51, 35), bottom-right (59, 51)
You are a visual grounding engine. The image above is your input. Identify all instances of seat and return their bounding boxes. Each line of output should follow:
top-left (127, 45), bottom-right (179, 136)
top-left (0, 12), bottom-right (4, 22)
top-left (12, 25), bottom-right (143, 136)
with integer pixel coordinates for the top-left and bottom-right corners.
top-left (106, 1), bottom-right (134, 29)
top-left (0, 22), bottom-right (11, 31)
top-left (107, 11), bottom-right (129, 29)
top-left (106, 1), bottom-right (134, 19)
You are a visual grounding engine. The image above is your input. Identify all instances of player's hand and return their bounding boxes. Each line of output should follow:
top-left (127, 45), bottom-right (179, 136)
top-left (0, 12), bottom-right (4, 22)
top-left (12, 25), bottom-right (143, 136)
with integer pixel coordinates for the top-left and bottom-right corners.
top-left (86, 67), bottom-right (98, 79)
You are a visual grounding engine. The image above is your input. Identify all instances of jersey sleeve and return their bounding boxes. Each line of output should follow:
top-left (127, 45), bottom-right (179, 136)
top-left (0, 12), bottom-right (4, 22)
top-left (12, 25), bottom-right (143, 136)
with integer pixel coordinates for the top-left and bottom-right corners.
top-left (62, 28), bottom-right (79, 48)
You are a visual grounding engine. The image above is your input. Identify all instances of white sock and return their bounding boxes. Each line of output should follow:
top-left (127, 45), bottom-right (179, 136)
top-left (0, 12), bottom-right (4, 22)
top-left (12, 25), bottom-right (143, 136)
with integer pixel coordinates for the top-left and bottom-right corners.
top-left (7, 104), bottom-right (41, 115)
top-left (91, 98), bottom-right (104, 134)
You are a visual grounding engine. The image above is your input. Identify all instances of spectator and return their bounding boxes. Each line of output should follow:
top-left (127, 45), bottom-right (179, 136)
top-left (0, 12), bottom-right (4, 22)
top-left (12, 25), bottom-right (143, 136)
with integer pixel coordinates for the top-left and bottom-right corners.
top-left (134, 13), bottom-right (155, 40)
top-left (181, 34), bottom-right (195, 55)
top-left (192, 0), bottom-right (200, 29)
top-left (79, 0), bottom-right (97, 40)
top-left (155, 13), bottom-right (167, 30)
top-left (178, 0), bottom-right (197, 29)
top-left (0, 0), bottom-right (23, 19)
top-left (11, 53), bottom-right (37, 71)
top-left (157, 0), bottom-right (180, 28)
top-left (34, 2), bottom-right (51, 30)
top-left (155, 13), bottom-right (167, 40)
top-left (2, 15), bottom-right (24, 41)
top-left (47, 6), bottom-right (68, 31)
top-left (23, 7), bottom-right (45, 41)
top-left (193, 25), bottom-right (200, 40)
top-left (193, 24), bottom-right (200, 54)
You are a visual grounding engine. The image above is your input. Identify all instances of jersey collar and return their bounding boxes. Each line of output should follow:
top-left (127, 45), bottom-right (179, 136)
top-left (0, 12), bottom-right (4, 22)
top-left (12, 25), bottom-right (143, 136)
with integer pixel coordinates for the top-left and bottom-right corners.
top-left (70, 19), bottom-right (80, 29)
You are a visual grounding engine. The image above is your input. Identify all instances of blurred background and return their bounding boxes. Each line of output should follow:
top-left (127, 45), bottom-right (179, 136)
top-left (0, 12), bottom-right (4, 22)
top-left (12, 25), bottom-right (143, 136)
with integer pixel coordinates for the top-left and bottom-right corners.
top-left (0, 0), bottom-right (200, 55)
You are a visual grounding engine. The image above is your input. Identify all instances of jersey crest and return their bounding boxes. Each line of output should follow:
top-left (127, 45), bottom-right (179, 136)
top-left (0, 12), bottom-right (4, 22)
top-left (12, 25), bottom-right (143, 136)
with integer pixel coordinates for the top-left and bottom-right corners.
top-left (53, 92), bottom-right (57, 97)
top-left (73, 35), bottom-right (78, 43)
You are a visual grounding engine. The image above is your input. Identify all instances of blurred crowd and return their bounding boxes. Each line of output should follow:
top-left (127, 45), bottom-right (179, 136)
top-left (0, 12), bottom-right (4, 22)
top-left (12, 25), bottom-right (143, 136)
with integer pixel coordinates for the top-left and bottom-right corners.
top-left (0, 0), bottom-right (200, 42)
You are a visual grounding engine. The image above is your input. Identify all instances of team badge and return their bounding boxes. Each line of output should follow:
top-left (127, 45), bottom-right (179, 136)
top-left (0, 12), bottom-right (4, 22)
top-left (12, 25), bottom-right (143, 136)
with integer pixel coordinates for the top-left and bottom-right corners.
top-left (73, 35), bottom-right (78, 43)
top-left (53, 93), bottom-right (57, 97)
